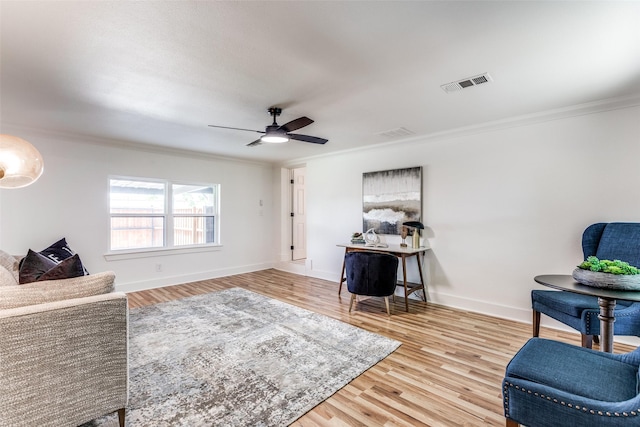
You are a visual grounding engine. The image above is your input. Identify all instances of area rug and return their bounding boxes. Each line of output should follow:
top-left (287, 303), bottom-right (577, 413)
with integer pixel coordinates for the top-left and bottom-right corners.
top-left (86, 287), bottom-right (400, 426)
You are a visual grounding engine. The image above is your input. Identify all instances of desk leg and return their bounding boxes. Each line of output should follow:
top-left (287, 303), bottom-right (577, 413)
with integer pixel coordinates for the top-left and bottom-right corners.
top-left (597, 297), bottom-right (616, 353)
top-left (338, 248), bottom-right (348, 295)
top-left (415, 252), bottom-right (427, 302)
top-left (402, 255), bottom-right (409, 312)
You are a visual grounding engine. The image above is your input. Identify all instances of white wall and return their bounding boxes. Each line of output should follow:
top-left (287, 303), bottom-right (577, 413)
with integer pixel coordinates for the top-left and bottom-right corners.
top-left (2, 103), bottom-right (639, 340)
top-left (0, 127), bottom-right (276, 291)
top-left (296, 105), bottom-right (640, 327)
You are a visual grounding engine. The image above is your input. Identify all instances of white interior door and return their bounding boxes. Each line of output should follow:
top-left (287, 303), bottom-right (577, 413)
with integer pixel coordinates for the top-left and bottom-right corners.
top-left (292, 167), bottom-right (306, 260)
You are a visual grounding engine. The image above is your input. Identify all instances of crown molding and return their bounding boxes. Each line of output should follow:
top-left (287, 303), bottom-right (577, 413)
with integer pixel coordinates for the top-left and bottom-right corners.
top-left (0, 122), bottom-right (273, 167)
top-left (279, 92), bottom-right (640, 167)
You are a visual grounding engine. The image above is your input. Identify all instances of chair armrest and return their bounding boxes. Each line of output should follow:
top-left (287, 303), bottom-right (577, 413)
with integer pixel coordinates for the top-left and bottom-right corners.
top-left (0, 292), bottom-right (128, 427)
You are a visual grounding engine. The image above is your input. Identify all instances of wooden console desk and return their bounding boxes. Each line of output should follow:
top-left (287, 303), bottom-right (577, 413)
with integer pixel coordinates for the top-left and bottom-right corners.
top-left (337, 243), bottom-right (430, 312)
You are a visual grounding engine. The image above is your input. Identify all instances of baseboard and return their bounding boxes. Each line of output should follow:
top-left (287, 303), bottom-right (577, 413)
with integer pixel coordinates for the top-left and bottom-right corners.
top-left (273, 261), bottom-right (307, 276)
top-left (272, 261), bottom-right (338, 283)
top-left (115, 262), bottom-right (274, 293)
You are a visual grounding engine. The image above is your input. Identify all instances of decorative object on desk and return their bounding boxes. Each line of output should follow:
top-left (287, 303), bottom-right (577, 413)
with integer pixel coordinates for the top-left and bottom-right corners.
top-left (403, 221), bottom-right (424, 249)
top-left (363, 228), bottom-right (379, 245)
top-left (400, 226), bottom-right (408, 247)
top-left (362, 166), bottom-right (422, 235)
top-left (0, 134), bottom-right (44, 189)
top-left (363, 228), bottom-right (388, 248)
top-left (572, 256), bottom-right (640, 290)
top-left (350, 232), bottom-right (365, 244)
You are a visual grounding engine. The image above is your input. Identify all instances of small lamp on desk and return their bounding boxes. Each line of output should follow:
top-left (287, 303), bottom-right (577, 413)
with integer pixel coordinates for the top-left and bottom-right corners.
top-left (402, 221), bottom-right (424, 249)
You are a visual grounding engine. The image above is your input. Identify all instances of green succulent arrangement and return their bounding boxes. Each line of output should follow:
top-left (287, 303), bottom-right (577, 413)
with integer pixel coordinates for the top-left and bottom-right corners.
top-left (578, 256), bottom-right (640, 275)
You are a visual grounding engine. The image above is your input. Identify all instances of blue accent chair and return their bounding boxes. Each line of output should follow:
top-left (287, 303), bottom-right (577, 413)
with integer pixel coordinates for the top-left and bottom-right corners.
top-left (532, 223), bottom-right (640, 348)
top-left (503, 338), bottom-right (640, 426)
top-left (345, 251), bottom-right (398, 316)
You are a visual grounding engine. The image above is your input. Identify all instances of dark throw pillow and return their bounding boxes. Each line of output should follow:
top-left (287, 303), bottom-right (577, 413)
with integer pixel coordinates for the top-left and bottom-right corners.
top-left (38, 237), bottom-right (77, 264)
top-left (19, 238), bottom-right (89, 275)
top-left (38, 254), bottom-right (85, 282)
top-left (19, 250), bottom-right (86, 284)
top-left (19, 249), bottom-right (57, 284)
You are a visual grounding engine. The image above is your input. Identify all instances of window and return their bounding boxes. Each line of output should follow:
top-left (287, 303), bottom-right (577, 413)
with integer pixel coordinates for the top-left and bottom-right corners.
top-left (172, 184), bottom-right (216, 246)
top-left (109, 178), bottom-right (218, 251)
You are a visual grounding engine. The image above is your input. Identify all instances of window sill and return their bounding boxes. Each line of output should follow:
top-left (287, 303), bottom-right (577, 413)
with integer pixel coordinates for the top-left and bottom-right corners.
top-left (104, 245), bottom-right (222, 261)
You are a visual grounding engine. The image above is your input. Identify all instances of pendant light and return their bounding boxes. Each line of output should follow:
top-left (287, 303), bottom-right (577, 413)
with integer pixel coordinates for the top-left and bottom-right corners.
top-left (0, 134), bottom-right (44, 189)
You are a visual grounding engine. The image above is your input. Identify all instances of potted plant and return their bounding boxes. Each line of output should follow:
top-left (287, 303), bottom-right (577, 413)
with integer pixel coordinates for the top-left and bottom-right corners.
top-left (572, 256), bottom-right (640, 290)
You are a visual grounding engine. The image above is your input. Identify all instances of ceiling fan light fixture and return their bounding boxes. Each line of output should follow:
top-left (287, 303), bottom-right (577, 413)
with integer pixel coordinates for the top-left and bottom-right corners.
top-left (260, 132), bottom-right (289, 144)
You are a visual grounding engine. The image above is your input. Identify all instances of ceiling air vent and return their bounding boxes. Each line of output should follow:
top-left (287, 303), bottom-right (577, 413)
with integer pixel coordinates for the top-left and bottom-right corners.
top-left (378, 127), bottom-right (415, 138)
top-left (441, 73), bottom-right (492, 93)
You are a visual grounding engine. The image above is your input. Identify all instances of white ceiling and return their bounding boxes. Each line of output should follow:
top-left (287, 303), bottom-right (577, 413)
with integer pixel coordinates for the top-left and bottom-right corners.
top-left (1, 1), bottom-right (639, 164)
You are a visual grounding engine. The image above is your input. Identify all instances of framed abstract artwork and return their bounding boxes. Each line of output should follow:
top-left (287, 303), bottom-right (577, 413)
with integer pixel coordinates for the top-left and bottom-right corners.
top-left (362, 166), bottom-right (422, 235)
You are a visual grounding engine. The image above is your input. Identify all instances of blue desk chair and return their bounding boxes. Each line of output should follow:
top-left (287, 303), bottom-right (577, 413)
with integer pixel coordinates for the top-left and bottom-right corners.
top-left (532, 223), bottom-right (640, 348)
top-left (345, 251), bottom-right (398, 316)
top-left (503, 338), bottom-right (640, 426)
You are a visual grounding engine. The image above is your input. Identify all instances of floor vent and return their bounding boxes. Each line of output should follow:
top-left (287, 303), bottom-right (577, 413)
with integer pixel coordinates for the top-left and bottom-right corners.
top-left (441, 73), bottom-right (492, 93)
top-left (378, 127), bottom-right (415, 138)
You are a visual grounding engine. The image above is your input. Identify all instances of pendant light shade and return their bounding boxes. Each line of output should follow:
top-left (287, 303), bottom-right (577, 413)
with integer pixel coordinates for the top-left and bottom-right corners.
top-left (0, 134), bottom-right (44, 189)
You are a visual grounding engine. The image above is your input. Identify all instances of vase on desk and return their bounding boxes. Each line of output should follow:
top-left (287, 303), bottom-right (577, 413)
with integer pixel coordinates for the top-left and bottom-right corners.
top-left (403, 221), bottom-right (424, 249)
top-left (412, 229), bottom-right (420, 248)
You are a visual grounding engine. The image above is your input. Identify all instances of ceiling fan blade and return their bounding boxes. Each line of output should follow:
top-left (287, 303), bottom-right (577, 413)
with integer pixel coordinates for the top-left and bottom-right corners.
top-left (208, 124), bottom-right (264, 134)
top-left (278, 116), bottom-right (313, 133)
top-left (288, 133), bottom-right (328, 145)
top-left (246, 139), bottom-right (263, 147)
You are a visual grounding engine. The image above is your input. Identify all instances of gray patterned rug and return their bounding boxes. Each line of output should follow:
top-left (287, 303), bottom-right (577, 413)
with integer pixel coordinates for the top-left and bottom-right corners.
top-left (86, 287), bottom-right (400, 426)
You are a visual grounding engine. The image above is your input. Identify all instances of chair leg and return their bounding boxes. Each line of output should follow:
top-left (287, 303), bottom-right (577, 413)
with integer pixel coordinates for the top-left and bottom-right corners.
top-left (384, 296), bottom-right (391, 316)
top-left (532, 310), bottom-right (540, 337)
top-left (506, 419), bottom-right (519, 427)
top-left (349, 294), bottom-right (356, 313)
top-left (581, 334), bottom-right (593, 349)
top-left (118, 408), bottom-right (126, 427)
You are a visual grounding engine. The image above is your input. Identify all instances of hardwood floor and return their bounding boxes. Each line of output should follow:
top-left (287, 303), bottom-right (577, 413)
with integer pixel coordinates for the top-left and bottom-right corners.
top-left (127, 269), bottom-right (634, 427)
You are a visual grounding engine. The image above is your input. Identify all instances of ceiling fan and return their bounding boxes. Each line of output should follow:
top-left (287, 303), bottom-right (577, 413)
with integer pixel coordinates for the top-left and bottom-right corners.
top-left (208, 107), bottom-right (328, 147)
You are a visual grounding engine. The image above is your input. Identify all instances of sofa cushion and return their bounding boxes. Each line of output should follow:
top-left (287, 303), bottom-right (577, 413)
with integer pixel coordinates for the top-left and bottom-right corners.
top-left (19, 250), bottom-right (86, 284)
top-left (0, 271), bottom-right (116, 309)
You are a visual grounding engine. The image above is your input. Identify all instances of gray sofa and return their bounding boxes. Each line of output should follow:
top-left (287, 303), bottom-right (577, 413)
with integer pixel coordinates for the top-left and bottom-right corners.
top-left (0, 251), bottom-right (128, 427)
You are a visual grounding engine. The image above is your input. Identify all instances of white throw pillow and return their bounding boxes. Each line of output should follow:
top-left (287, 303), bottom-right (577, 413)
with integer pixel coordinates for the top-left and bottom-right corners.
top-left (0, 250), bottom-right (19, 283)
top-left (0, 266), bottom-right (18, 287)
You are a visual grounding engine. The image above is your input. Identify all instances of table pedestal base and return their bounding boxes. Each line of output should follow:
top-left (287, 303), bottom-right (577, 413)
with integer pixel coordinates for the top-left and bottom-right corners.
top-left (597, 297), bottom-right (616, 353)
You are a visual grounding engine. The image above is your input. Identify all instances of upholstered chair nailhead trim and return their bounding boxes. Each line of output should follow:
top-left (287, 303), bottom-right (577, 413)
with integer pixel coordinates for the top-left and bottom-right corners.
top-left (503, 382), bottom-right (640, 419)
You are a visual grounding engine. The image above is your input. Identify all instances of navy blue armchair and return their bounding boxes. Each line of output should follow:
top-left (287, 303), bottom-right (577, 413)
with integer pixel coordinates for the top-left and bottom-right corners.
top-left (345, 251), bottom-right (398, 316)
top-left (532, 223), bottom-right (640, 348)
top-left (503, 338), bottom-right (640, 426)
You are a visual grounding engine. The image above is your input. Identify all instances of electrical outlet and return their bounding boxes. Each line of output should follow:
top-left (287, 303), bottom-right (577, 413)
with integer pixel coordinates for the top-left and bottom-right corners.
top-left (155, 263), bottom-right (162, 272)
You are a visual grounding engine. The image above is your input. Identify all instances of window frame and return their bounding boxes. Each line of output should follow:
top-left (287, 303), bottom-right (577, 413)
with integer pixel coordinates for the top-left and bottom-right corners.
top-left (107, 176), bottom-right (221, 258)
